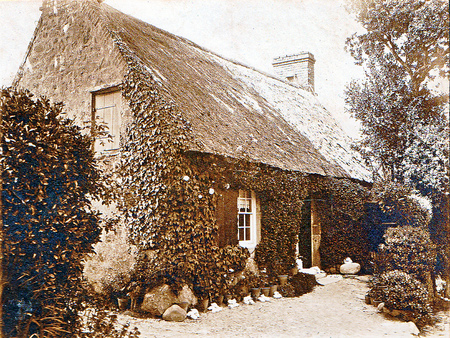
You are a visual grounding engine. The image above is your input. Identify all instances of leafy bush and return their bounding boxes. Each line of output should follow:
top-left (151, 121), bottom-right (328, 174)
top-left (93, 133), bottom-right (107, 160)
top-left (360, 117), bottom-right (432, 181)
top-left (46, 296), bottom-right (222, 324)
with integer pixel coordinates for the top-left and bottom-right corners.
top-left (369, 271), bottom-right (433, 326)
top-left (1, 88), bottom-right (110, 337)
top-left (371, 180), bottom-right (431, 227)
top-left (375, 226), bottom-right (436, 284)
top-left (78, 291), bottom-right (140, 338)
top-left (289, 273), bottom-right (317, 296)
top-left (278, 283), bottom-right (296, 298)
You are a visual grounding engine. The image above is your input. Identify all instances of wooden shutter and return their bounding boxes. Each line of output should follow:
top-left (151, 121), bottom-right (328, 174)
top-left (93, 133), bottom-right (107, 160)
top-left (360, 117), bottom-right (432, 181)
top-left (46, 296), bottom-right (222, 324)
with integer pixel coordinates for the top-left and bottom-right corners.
top-left (216, 189), bottom-right (239, 247)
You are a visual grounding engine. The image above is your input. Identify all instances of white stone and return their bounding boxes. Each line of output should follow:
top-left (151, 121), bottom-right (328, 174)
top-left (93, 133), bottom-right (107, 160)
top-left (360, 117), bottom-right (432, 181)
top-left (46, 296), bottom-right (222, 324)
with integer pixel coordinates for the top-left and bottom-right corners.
top-left (273, 291), bottom-right (282, 299)
top-left (340, 262), bottom-right (361, 275)
top-left (187, 309), bottom-right (200, 320)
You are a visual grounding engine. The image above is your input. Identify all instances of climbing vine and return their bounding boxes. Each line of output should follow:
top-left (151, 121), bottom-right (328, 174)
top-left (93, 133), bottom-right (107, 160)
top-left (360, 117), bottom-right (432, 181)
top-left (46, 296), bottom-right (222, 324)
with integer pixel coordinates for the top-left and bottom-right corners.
top-left (114, 36), bottom-right (372, 295)
top-left (312, 177), bottom-right (372, 271)
top-left (116, 40), bottom-right (248, 297)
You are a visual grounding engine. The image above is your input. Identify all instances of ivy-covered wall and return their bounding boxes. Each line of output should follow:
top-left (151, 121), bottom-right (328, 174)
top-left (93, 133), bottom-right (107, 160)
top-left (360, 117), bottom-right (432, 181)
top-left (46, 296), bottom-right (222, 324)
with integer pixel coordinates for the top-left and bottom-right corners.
top-left (114, 35), bottom-right (372, 294)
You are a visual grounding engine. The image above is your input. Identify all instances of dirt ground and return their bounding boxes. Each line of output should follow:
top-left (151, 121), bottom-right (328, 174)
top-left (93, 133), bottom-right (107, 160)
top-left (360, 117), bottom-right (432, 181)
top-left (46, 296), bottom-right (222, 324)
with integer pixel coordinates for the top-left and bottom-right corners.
top-left (117, 276), bottom-right (450, 338)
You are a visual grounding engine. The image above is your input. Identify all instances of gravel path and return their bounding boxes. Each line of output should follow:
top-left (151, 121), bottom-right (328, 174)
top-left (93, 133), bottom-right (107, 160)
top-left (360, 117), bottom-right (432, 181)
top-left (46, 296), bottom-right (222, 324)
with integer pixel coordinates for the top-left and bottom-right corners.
top-left (118, 277), bottom-right (449, 338)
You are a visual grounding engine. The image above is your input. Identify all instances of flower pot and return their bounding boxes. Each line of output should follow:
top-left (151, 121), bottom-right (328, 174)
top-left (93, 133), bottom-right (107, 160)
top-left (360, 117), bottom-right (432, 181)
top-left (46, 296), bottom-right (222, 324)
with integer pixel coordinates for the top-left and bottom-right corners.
top-left (261, 287), bottom-right (270, 297)
top-left (238, 285), bottom-right (249, 296)
top-left (199, 298), bottom-right (209, 312)
top-left (278, 275), bottom-right (288, 286)
top-left (251, 287), bottom-right (261, 299)
top-left (225, 294), bottom-right (233, 304)
top-left (216, 294), bottom-right (224, 306)
top-left (117, 297), bottom-right (129, 311)
top-left (269, 285), bottom-right (278, 297)
top-left (290, 267), bottom-right (298, 276)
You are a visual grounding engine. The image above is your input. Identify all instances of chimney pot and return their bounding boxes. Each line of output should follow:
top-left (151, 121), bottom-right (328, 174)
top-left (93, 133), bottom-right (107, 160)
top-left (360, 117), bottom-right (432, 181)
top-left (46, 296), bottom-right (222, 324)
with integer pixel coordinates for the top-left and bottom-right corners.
top-left (272, 52), bottom-right (316, 92)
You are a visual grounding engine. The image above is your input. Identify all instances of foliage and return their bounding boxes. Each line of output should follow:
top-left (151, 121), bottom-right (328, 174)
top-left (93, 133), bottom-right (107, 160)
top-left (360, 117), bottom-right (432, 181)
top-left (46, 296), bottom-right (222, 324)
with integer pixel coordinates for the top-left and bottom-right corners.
top-left (289, 273), bottom-right (317, 297)
top-left (118, 42), bottom-right (217, 293)
top-left (278, 284), bottom-right (296, 298)
top-left (83, 227), bottom-right (138, 298)
top-left (368, 270), bottom-right (433, 326)
top-left (375, 226), bottom-right (436, 284)
top-left (315, 178), bottom-right (372, 271)
top-left (78, 293), bottom-right (140, 338)
top-left (239, 165), bottom-right (308, 278)
top-left (0, 88), bottom-right (112, 337)
top-left (345, 0), bottom-right (449, 194)
top-left (371, 180), bottom-right (432, 227)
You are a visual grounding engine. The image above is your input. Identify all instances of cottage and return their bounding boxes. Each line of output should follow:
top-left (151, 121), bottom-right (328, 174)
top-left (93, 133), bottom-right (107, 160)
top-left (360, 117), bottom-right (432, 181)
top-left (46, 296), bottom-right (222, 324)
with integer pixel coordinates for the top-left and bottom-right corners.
top-left (14, 0), bottom-right (370, 268)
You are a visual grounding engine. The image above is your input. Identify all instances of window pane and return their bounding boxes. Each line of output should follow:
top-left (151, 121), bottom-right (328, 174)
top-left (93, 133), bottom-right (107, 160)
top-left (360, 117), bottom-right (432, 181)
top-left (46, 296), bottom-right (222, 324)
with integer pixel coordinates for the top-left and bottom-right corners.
top-left (245, 227), bottom-right (250, 241)
top-left (238, 214), bottom-right (244, 227)
top-left (238, 227), bottom-right (244, 241)
top-left (245, 214), bottom-right (250, 226)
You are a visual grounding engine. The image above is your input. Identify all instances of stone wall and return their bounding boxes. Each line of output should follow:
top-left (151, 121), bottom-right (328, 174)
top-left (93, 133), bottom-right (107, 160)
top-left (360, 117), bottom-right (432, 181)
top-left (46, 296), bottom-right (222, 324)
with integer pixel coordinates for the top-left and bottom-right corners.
top-left (15, 0), bottom-right (127, 130)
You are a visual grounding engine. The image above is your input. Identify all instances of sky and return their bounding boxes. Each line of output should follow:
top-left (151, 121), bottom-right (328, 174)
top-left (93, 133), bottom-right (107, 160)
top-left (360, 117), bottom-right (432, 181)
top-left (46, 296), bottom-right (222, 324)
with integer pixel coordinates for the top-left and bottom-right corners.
top-left (0, 0), bottom-right (368, 137)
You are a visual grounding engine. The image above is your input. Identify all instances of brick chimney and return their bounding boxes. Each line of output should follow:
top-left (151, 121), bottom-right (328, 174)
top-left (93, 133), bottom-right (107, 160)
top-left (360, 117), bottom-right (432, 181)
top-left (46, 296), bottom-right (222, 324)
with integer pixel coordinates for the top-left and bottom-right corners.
top-left (272, 52), bottom-right (316, 92)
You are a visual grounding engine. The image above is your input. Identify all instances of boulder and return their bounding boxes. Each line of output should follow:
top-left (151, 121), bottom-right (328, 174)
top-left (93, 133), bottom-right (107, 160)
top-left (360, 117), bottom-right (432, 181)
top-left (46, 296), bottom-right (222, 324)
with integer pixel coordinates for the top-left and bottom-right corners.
top-left (162, 304), bottom-right (187, 322)
top-left (141, 284), bottom-right (175, 316)
top-left (177, 285), bottom-right (198, 306)
top-left (340, 262), bottom-right (361, 275)
top-left (141, 284), bottom-right (197, 316)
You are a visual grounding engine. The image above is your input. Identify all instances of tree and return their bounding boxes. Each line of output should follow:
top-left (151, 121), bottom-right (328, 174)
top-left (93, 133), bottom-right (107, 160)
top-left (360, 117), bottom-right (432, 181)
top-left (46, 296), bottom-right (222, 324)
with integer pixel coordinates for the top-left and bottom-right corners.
top-left (0, 88), bottom-right (107, 337)
top-left (345, 0), bottom-right (450, 297)
top-left (345, 0), bottom-right (449, 193)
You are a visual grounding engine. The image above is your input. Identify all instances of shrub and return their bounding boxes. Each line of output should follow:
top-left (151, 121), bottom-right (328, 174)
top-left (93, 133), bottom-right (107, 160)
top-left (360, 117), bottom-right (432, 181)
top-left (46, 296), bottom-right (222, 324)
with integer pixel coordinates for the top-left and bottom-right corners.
top-left (1, 88), bottom-right (110, 337)
top-left (368, 271), bottom-right (433, 326)
top-left (375, 225), bottom-right (436, 285)
top-left (278, 283), bottom-right (296, 298)
top-left (289, 273), bottom-right (317, 296)
top-left (372, 180), bottom-right (431, 227)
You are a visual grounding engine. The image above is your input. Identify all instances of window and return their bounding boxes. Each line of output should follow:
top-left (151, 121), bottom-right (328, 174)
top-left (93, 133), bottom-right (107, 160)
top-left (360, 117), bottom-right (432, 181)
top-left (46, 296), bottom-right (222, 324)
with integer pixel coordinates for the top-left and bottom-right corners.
top-left (237, 190), bottom-right (257, 248)
top-left (92, 89), bottom-right (122, 152)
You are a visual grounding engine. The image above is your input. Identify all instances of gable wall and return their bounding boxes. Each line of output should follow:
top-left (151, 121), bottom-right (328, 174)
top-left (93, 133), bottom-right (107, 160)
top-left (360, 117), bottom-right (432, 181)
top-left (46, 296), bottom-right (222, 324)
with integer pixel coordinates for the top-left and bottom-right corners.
top-left (15, 1), bottom-right (127, 129)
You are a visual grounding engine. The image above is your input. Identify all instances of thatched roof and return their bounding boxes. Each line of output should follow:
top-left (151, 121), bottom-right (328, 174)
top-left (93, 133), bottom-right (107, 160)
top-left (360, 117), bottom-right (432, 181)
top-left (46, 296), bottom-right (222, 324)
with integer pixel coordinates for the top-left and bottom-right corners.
top-left (18, 0), bottom-right (371, 181)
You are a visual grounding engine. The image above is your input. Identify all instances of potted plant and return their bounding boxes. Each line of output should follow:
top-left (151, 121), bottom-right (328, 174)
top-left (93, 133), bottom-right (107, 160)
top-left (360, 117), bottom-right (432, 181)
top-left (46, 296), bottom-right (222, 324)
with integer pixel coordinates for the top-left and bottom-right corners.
top-left (113, 273), bottom-right (131, 311)
top-left (289, 262), bottom-right (299, 276)
top-left (260, 270), bottom-right (270, 296)
top-left (277, 274), bottom-right (288, 286)
top-left (269, 277), bottom-right (278, 297)
top-left (248, 275), bottom-right (261, 299)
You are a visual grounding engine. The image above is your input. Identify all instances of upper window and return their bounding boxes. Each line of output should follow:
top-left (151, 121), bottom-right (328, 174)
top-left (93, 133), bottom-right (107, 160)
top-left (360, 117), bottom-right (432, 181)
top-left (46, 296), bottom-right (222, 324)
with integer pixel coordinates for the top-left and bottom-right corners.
top-left (237, 190), bottom-right (257, 248)
top-left (92, 89), bottom-right (122, 152)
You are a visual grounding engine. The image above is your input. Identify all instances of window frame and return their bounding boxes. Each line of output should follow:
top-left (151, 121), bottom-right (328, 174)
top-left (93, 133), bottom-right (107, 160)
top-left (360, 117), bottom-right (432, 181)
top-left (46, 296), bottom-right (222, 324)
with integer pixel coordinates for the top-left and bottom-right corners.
top-left (91, 86), bottom-right (122, 153)
top-left (237, 189), bottom-right (258, 249)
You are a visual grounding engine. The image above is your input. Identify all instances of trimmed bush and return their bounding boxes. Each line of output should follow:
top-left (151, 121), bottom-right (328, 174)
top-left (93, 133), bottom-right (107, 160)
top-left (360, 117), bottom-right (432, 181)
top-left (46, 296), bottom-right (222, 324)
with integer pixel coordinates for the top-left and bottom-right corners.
top-left (375, 225), bottom-right (436, 287)
top-left (369, 271), bottom-right (432, 326)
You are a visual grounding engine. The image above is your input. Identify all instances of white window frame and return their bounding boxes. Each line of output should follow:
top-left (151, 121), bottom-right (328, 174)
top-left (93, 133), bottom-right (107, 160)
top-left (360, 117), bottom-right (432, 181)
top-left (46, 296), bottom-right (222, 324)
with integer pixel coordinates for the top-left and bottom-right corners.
top-left (92, 87), bottom-right (121, 153)
top-left (237, 190), bottom-right (257, 250)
